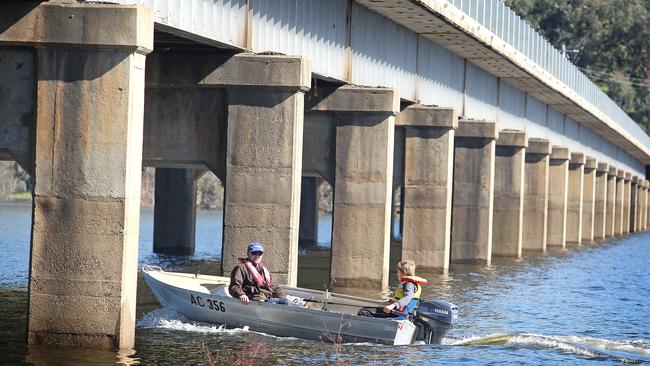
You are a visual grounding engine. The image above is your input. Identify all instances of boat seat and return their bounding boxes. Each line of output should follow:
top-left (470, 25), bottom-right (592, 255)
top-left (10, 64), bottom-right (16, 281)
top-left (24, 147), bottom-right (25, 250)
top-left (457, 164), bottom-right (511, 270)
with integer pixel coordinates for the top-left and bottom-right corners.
top-left (213, 285), bottom-right (233, 298)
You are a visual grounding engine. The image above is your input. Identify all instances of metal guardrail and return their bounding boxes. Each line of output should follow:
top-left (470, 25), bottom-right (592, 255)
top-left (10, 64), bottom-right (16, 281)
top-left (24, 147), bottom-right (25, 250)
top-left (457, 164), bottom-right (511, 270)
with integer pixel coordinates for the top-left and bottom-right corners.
top-left (448, 0), bottom-right (650, 151)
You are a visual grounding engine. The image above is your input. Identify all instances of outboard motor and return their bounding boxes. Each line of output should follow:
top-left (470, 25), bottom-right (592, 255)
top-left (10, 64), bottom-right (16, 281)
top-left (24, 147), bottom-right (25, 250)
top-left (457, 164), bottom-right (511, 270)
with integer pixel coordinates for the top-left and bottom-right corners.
top-left (414, 300), bottom-right (458, 344)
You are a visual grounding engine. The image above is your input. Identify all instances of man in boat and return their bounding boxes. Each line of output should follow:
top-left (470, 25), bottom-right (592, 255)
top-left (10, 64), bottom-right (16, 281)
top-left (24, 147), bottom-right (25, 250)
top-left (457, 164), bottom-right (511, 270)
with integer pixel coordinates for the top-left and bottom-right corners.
top-left (228, 241), bottom-right (288, 305)
top-left (358, 260), bottom-right (427, 318)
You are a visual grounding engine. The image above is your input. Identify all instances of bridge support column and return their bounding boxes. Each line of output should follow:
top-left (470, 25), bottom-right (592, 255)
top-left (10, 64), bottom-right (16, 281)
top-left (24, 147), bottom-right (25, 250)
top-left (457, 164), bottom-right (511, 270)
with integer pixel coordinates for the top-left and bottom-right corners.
top-left (299, 176), bottom-right (320, 249)
top-left (492, 130), bottom-right (527, 257)
top-left (606, 167), bottom-right (618, 237)
top-left (630, 176), bottom-right (639, 233)
top-left (566, 153), bottom-right (585, 246)
top-left (308, 86), bottom-right (399, 289)
top-left (641, 181), bottom-right (648, 231)
top-left (640, 180), bottom-right (650, 231)
top-left (396, 106), bottom-right (457, 272)
top-left (581, 158), bottom-right (597, 243)
top-left (222, 57), bottom-right (311, 287)
top-left (547, 147), bottom-right (570, 248)
top-left (623, 173), bottom-right (632, 234)
top-left (615, 171), bottom-right (625, 236)
top-left (153, 168), bottom-right (199, 255)
top-left (644, 180), bottom-right (650, 230)
top-left (0, 2), bottom-right (154, 349)
top-left (522, 138), bottom-right (551, 252)
top-left (451, 120), bottom-right (497, 265)
top-left (593, 163), bottom-right (609, 240)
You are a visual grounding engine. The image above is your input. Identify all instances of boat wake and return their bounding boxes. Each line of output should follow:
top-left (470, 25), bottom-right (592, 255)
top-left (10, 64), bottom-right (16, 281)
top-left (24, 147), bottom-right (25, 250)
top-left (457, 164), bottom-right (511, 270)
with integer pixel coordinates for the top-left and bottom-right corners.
top-left (137, 308), bottom-right (250, 335)
top-left (445, 333), bottom-right (650, 364)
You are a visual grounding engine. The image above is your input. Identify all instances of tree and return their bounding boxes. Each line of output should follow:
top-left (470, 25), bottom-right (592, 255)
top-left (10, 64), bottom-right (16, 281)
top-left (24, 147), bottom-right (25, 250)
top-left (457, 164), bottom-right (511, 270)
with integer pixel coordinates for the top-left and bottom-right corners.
top-left (505, 0), bottom-right (650, 131)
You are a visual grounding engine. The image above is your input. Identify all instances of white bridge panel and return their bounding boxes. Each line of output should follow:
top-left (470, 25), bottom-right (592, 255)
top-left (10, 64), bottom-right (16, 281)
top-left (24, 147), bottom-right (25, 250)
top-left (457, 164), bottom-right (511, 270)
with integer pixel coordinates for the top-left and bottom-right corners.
top-left (546, 105), bottom-right (569, 147)
top-left (464, 62), bottom-right (498, 121)
top-left (525, 95), bottom-right (548, 140)
top-left (250, 0), bottom-right (348, 80)
top-left (116, 0), bottom-right (248, 48)
top-left (350, 3), bottom-right (418, 100)
top-left (498, 79), bottom-right (526, 130)
top-left (417, 39), bottom-right (465, 113)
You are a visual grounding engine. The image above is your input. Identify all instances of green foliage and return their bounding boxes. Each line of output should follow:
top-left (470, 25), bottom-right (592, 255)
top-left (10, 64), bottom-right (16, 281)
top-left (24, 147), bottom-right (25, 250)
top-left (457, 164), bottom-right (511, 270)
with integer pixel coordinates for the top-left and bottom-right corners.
top-left (505, 0), bottom-right (650, 131)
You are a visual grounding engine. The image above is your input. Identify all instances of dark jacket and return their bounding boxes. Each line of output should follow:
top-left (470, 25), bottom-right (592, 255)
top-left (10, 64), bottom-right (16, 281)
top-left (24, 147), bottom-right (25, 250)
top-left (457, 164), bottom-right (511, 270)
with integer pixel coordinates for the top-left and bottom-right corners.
top-left (228, 261), bottom-right (286, 301)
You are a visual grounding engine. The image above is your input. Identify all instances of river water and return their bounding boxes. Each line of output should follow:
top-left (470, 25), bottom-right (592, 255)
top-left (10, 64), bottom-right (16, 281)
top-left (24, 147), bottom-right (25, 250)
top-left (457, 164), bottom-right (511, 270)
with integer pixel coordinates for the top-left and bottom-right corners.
top-left (1, 201), bottom-right (649, 365)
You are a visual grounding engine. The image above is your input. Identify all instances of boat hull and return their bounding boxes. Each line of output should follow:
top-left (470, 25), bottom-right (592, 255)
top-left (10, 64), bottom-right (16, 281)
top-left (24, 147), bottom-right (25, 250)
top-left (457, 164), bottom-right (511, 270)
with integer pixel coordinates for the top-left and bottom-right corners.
top-left (142, 266), bottom-right (416, 345)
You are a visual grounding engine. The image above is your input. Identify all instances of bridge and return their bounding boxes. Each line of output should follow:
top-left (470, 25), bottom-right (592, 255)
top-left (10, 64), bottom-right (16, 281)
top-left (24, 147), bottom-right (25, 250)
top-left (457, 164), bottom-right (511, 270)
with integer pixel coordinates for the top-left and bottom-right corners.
top-left (1, 0), bottom-right (649, 350)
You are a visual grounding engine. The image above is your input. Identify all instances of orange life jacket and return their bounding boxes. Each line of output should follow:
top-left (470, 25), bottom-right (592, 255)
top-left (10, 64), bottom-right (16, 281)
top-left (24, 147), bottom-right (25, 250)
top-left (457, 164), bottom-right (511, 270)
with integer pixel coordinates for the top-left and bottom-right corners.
top-left (394, 275), bottom-right (427, 313)
top-left (239, 258), bottom-right (272, 287)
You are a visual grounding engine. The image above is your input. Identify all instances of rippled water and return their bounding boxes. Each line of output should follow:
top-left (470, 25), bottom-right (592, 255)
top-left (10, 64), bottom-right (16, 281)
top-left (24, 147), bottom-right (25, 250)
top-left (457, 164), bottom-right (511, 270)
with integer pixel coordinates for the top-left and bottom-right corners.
top-left (1, 202), bottom-right (649, 365)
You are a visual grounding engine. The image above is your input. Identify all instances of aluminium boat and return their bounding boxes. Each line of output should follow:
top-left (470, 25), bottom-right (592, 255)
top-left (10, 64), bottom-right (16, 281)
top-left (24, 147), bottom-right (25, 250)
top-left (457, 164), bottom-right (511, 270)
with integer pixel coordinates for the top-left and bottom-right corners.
top-left (141, 264), bottom-right (458, 345)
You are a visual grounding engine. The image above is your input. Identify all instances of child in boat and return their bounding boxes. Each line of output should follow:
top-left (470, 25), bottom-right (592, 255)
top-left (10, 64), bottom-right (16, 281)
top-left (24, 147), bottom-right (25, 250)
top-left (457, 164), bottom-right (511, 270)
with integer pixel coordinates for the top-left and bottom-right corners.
top-left (357, 260), bottom-right (427, 318)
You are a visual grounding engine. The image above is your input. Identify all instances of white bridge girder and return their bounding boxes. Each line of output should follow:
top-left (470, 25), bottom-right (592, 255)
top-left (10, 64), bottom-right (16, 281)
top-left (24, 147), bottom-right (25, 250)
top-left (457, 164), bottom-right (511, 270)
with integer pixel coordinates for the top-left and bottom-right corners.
top-left (111, 0), bottom-right (649, 175)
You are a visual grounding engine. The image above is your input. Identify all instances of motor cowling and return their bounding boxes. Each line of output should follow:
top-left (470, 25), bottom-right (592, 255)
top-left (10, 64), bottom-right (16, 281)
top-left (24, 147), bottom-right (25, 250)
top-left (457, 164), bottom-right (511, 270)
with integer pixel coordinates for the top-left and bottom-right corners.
top-left (414, 300), bottom-right (458, 344)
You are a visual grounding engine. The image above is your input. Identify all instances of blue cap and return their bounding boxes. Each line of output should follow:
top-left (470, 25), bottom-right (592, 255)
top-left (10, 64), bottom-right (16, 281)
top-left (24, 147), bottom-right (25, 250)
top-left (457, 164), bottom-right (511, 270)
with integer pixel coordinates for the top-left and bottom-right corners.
top-left (247, 241), bottom-right (264, 253)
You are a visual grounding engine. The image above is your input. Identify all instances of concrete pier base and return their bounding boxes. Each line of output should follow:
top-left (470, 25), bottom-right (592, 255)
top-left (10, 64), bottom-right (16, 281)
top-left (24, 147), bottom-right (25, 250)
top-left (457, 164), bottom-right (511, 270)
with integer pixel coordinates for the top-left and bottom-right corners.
top-left (593, 163), bottom-right (608, 240)
top-left (623, 173), bottom-right (632, 234)
top-left (451, 120), bottom-right (497, 265)
top-left (492, 130), bottom-right (527, 257)
top-left (547, 147), bottom-right (570, 248)
top-left (299, 176), bottom-right (320, 249)
top-left (606, 167), bottom-right (618, 237)
top-left (615, 171), bottom-right (625, 236)
top-left (581, 158), bottom-right (597, 243)
top-left (566, 153), bottom-right (585, 246)
top-left (153, 168), bottom-right (199, 255)
top-left (396, 106), bottom-right (456, 272)
top-left (308, 86), bottom-right (399, 289)
top-left (0, 2), bottom-right (154, 349)
top-left (522, 138), bottom-right (551, 252)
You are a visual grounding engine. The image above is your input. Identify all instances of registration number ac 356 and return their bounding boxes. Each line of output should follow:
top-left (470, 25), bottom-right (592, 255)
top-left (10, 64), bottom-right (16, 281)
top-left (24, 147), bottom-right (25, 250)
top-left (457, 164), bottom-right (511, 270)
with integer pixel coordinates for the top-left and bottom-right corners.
top-left (190, 294), bottom-right (226, 312)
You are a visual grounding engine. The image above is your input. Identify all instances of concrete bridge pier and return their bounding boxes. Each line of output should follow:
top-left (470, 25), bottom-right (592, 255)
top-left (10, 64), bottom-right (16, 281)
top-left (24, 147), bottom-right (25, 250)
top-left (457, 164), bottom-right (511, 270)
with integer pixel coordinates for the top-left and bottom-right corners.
top-left (0, 2), bottom-right (153, 349)
top-left (593, 163), bottom-right (609, 240)
top-left (153, 168), bottom-right (200, 255)
top-left (146, 52), bottom-right (311, 286)
top-left (640, 179), bottom-right (650, 231)
top-left (639, 179), bottom-right (648, 231)
top-left (643, 180), bottom-right (650, 230)
top-left (606, 167), bottom-right (618, 237)
top-left (630, 177), bottom-right (639, 233)
top-left (637, 180), bottom-right (643, 232)
top-left (451, 120), bottom-right (497, 265)
top-left (623, 173), bottom-right (632, 234)
top-left (222, 60), bottom-right (310, 286)
top-left (299, 176), bottom-right (321, 249)
top-left (615, 171), bottom-right (626, 235)
top-left (396, 106), bottom-right (457, 272)
top-left (307, 86), bottom-right (399, 289)
top-left (566, 153), bottom-right (586, 246)
top-left (492, 130), bottom-right (527, 258)
top-left (581, 158), bottom-right (597, 243)
top-left (547, 147), bottom-right (571, 248)
top-left (522, 138), bottom-right (551, 252)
